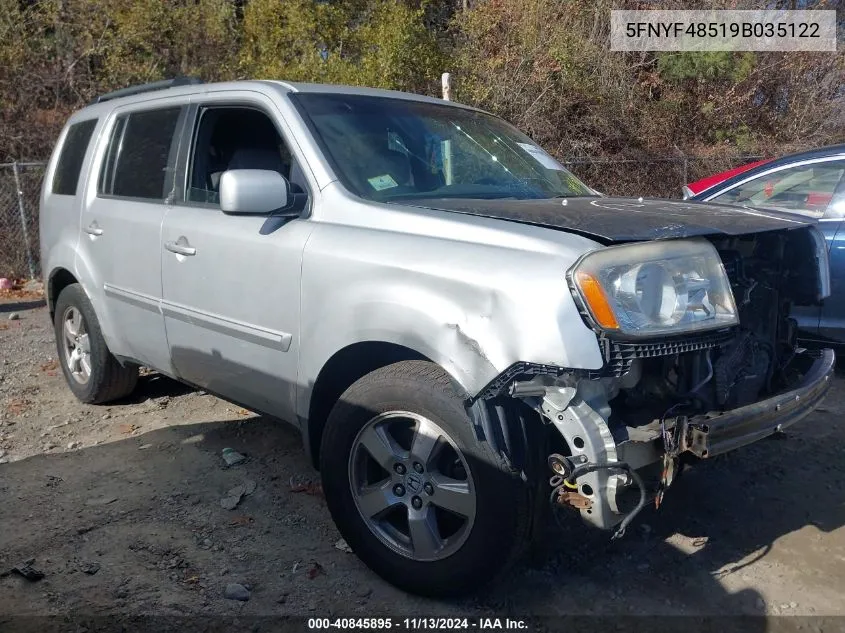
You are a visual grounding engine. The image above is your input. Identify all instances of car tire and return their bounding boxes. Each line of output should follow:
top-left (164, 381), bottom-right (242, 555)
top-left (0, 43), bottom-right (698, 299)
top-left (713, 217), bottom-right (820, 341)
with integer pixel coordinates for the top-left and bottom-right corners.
top-left (320, 360), bottom-right (530, 597)
top-left (53, 283), bottom-right (138, 404)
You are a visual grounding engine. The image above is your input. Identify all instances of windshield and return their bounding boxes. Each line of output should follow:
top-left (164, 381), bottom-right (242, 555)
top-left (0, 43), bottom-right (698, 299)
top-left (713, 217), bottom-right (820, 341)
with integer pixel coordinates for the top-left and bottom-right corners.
top-left (291, 93), bottom-right (595, 202)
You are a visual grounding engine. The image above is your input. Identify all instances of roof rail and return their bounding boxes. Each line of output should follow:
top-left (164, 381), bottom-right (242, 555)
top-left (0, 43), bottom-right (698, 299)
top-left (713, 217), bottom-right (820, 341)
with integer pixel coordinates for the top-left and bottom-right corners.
top-left (91, 77), bottom-right (203, 104)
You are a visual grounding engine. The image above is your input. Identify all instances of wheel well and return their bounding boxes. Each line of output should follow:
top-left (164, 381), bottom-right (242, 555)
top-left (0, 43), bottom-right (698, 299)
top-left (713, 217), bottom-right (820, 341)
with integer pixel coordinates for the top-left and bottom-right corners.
top-left (48, 268), bottom-right (78, 318)
top-left (307, 342), bottom-right (428, 468)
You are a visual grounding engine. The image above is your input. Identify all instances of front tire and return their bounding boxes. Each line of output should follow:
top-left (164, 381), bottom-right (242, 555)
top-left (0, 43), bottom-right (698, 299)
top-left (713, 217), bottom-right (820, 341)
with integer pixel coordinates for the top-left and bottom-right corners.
top-left (53, 283), bottom-right (138, 404)
top-left (320, 360), bottom-right (530, 596)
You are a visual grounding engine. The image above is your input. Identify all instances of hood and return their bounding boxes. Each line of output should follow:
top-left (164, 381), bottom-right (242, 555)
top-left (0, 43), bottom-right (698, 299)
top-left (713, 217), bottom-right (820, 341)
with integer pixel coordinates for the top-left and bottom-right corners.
top-left (396, 196), bottom-right (812, 243)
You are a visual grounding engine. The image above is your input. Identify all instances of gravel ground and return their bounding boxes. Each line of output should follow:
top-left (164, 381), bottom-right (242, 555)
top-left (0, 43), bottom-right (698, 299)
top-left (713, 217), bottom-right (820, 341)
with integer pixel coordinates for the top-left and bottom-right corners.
top-left (1, 296), bottom-right (844, 623)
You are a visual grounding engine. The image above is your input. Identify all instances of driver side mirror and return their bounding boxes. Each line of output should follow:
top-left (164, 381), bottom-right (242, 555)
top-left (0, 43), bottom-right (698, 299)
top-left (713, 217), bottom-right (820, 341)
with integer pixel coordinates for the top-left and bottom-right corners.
top-left (219, 169), bottom-right (292, 215)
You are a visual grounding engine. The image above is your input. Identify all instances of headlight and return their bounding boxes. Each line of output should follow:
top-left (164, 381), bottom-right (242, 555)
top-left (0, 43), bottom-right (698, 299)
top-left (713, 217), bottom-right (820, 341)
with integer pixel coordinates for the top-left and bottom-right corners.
top-left (568, 238), bottom-right (738, 337)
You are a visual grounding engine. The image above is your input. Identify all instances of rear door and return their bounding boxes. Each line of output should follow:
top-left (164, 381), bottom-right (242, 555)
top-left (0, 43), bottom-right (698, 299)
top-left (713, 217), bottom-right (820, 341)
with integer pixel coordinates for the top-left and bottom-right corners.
top-left (78, 101), bottom-right (189, 372)
top-left (160, 94), bottom-right (314, 420)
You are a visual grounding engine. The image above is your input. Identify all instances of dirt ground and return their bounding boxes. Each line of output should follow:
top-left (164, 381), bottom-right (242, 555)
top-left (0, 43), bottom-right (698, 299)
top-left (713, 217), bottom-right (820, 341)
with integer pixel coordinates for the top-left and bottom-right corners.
top-left (1, 295), bottom-right (844, 623)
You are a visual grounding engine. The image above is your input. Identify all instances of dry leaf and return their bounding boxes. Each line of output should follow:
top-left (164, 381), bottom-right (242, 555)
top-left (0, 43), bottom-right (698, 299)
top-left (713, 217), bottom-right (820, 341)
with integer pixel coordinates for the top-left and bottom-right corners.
top-left (6, 398), bottom-right (30, 416)
top-left (0, 288), bottom-right (43, 300)
top-left (290, 478), bottom-right (323, 497)
top-left (229, 515), bottom-right (254, 526)
top-left (307, 561), bottom-right (324, 579)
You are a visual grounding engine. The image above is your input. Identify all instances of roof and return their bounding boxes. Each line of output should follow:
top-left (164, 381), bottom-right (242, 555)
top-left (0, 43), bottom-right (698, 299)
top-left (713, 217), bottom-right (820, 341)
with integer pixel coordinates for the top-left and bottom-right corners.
top-left (269, 80), bottom-right (474, 107)
top-left (72, 78), bottom-right (480, 124)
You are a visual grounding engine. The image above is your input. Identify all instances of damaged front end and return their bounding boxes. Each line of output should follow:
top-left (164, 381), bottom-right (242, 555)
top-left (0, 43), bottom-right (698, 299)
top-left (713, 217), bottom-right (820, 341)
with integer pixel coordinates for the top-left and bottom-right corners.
top-left (478, 225), bottom-right (834, 535)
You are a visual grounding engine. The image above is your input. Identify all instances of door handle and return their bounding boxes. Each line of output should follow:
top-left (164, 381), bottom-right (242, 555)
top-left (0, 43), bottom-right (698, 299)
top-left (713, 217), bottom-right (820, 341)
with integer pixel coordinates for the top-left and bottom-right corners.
top-left (85, 222), bottom-right (103, 236)
top-left (164, 239), bottom-right (196, 257)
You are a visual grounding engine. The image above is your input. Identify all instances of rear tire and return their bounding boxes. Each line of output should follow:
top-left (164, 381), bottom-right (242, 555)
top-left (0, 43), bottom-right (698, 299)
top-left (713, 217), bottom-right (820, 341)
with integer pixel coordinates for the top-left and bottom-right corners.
top-left (320, 360), bottom-right (530, 596)
top-left (53, 283), bottom-right (138, 404)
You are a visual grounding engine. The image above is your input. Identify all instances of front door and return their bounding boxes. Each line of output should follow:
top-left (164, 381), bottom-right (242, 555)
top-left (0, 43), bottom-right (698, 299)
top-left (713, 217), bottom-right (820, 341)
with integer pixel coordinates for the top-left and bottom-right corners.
top-left (78, 104), bottom-right (187, 373)
top-left (160, 99), bottom-right (313, 421)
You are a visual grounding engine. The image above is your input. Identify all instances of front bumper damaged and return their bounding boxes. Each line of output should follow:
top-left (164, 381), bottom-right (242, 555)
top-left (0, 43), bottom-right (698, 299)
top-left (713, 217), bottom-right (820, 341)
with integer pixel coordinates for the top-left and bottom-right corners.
top-left (683, 348), bottom-right (835, 459)
top-left (498, 348), bottom-right (835, 533)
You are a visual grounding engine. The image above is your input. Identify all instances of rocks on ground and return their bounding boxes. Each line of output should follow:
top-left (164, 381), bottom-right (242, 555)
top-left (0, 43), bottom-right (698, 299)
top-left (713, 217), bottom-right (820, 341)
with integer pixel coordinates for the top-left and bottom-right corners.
top-left (80, 562), bottom-right (100, 575)
top-left (221, 447), bottom-right (247, 467)
top-left (220, 479), bottom-right (257, 510)
top-left (224, 583), bottom-right (251, 601)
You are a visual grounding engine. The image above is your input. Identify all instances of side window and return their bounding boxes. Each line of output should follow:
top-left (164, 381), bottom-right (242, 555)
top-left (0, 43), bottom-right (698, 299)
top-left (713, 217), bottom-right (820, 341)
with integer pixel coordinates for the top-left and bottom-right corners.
top-left (99, 107), bottom-right (182, 200)
top-left (52, 119), bottom-right (97, 196)
top-left (187, 107), bottom-right (302, 205)
top-left (712, 160), bottom-right (845, 217)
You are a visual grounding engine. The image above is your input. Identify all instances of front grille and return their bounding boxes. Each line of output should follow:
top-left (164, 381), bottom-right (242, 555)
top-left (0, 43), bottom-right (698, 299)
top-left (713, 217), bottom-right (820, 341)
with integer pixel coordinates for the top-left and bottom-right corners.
top-left (473, 328), bottom-right (736, 401)
top-left (597, 328), bottom-right (736, 377)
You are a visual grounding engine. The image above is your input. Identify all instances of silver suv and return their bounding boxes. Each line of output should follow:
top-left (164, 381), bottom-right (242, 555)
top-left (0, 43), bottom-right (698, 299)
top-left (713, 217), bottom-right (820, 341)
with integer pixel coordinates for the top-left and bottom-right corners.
top-left (40, 78), bottom-right (834, 596)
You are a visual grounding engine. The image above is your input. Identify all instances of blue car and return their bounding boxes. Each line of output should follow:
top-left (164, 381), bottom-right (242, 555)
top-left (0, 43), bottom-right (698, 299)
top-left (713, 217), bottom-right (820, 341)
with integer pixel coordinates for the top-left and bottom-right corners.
top-left (689, 145), bottom-right (845, 346)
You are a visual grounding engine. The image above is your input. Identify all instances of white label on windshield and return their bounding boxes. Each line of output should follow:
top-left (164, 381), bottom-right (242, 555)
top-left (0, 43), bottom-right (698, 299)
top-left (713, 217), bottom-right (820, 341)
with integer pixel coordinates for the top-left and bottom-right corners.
top-left (517, 142), bottom-right (564, 171)
top-left (368, 174), bottom-right (399, 191)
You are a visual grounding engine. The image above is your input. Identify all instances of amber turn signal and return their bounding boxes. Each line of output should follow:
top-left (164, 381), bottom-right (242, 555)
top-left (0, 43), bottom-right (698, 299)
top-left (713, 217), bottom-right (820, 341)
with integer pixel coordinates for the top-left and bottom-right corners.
top-left (574, 271), bottom-right (620, 330)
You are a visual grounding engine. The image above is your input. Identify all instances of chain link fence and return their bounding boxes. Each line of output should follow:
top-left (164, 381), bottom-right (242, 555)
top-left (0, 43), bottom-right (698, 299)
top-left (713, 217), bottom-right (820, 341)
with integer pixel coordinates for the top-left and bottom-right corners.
top-left (1, 162), bottom-right (47, 280)
top-left (563, 154), bottom-right (764, 200)
top-left (0, 153), bottom-right (765, 280)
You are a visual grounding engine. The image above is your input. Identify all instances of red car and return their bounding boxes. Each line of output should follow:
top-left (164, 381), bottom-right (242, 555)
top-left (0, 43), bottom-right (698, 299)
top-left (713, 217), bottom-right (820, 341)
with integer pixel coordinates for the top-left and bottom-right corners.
top-left (682, 158), bottom-right (771, 199)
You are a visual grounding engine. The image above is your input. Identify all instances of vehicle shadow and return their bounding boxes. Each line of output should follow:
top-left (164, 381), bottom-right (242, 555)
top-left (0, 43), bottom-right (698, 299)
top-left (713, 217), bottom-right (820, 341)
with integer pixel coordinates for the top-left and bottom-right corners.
top-left (116, 371), bottom-right (197, 403)
top-left (0, 405), bottom-right (839, 626)
top-left (480, 424), bottom-right (845, 620)
top-left (130, 348), bottom-right (845, 619)
top-left (0, 298), bottom-right (46, 313)
top-left (2, 346), bottom-right (841, 627)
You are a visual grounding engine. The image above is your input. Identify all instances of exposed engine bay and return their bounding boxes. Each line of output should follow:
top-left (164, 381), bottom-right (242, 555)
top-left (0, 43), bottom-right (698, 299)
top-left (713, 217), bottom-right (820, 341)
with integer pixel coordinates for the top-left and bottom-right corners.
top-left (614, 227), bottom-right (826, 425)
top-left (481, 226), bottom-right (834, 537)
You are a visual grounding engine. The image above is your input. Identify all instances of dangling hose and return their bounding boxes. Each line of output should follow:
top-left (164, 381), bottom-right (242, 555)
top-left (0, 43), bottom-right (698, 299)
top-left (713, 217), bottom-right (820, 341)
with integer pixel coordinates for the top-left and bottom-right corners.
top-left (687, 350), bottom-right (714, 397)
top-left (550, 460), bottom-right (647, 540)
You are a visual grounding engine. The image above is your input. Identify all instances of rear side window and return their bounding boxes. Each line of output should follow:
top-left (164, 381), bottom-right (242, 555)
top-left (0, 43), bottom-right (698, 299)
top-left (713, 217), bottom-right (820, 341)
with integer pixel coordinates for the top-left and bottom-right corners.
top-left (99, 107), bottom-right (182, 200)
top-left (52, 119), bottom-right (97, 196)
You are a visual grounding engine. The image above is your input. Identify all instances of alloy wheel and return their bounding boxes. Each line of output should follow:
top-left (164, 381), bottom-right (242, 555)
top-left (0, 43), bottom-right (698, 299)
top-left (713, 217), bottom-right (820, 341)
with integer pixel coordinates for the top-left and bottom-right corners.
top-left (348, 411), bottom-right (477, 562)
top-left (61, 306), bottom-right (91, 384)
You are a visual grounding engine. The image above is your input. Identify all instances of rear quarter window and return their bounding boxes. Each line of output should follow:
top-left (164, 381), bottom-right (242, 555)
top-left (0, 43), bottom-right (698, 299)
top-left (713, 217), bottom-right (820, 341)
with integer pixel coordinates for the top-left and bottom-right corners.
top-left (51, 119), bottom-right (97, 196)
